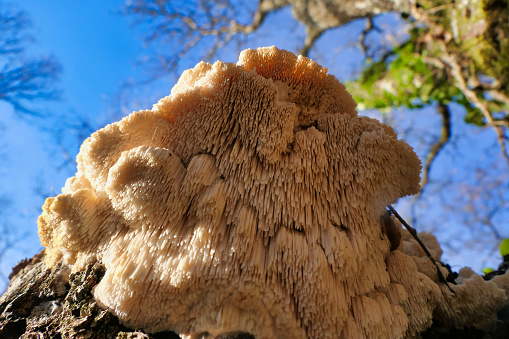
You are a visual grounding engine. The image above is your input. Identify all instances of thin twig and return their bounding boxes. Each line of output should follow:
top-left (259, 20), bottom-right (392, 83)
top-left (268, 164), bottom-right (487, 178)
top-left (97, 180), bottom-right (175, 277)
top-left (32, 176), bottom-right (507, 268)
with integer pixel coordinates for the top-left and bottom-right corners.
top-left (153, 0), bottom-right (278, 36)
top-left (358, 16), bottom-right (381, 58)
top-left (483, 206), bottom-right (503, 241)
top-left (388, 205), bottom-right (455, 293)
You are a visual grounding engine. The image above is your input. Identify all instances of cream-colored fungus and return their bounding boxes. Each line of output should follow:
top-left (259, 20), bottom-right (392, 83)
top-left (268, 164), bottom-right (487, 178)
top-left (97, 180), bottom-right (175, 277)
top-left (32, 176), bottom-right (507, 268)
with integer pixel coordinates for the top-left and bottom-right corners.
top-left (38, 47), bottom-right (509, 338)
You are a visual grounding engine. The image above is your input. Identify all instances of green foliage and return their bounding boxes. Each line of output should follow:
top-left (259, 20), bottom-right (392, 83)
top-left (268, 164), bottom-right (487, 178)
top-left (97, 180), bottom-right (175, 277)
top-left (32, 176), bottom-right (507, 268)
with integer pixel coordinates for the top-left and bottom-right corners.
top-left (499, 238), bottom-right (509, 257)
top-left (346, 27), bottom-right (482, 124)
top-left (464, 106), bottom-right (484, 126)
top-left (347, 2), bottom-right (509, 128)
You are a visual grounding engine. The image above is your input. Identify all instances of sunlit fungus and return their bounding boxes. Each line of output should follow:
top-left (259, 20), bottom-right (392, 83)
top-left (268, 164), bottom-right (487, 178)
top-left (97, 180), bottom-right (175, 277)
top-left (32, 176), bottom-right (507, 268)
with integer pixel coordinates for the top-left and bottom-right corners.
top-left (37, 47), bottom-right (509, 338)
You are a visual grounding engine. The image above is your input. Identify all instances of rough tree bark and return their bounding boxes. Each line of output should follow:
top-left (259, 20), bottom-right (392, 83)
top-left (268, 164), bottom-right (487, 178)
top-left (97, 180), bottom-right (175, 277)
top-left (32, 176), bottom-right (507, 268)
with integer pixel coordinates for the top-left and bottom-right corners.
top-left (1, 251), bottom-right (508, 338)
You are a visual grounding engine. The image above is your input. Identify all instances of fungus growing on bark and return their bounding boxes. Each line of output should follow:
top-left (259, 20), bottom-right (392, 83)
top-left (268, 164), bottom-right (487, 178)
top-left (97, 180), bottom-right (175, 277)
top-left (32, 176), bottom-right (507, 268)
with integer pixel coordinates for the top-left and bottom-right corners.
top-left (37, 47), bottom-right (509, 338)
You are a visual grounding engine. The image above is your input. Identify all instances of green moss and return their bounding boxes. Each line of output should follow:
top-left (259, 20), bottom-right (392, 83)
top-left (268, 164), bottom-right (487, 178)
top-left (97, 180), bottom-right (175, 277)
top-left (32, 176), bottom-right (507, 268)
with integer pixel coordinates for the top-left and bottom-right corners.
top-left (482, 0), bottom-right (509, 92)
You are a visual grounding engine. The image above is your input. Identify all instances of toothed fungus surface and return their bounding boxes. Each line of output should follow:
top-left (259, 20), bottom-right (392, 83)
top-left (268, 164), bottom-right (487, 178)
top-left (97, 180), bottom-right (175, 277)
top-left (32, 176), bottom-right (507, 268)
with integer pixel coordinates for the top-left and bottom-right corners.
top-left (37, 47), bottom-right (509, 338)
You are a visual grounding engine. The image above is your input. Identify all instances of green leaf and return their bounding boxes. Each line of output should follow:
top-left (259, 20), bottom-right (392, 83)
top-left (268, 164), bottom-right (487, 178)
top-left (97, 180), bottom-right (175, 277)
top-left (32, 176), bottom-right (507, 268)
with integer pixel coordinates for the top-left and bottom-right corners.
top-left (500, 239), bottom-right (509, 256)
top-left (420, 83), bottom-right (433, 102)
top-left (464, 106), bottom-right (485, 126)
top-left (483, 267), bottom-right (495, 275)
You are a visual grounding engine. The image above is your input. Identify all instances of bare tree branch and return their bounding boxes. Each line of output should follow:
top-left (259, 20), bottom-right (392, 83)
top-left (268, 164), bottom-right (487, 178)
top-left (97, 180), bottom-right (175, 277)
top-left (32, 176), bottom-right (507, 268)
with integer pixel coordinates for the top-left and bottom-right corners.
top-left (124, 0), bottom-right (288, 77)
top-left (420, 103), bottom-right (451, 191)
top-left (439, 48), bottom-right (509, 169)
top-left (358, 16), bottom-right (376, 57)
top-left (0, 3), bottom-right (61, 116)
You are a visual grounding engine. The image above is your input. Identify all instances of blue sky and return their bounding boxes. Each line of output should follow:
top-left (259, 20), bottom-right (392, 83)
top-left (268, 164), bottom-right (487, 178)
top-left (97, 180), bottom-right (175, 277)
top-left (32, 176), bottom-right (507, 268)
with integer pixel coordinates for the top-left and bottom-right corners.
top-left (0, 0), bottom-right (147, 289)
top-left (21, 0), bottom-right (143, 113)
top-left (1, 1), bottom-right (507, 292)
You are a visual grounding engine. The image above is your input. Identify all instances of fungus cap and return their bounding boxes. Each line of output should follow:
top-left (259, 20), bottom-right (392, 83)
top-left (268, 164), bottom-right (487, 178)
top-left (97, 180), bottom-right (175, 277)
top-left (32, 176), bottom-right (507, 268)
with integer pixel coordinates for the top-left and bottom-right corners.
top-left (38, 47), bottom-right (504, 338)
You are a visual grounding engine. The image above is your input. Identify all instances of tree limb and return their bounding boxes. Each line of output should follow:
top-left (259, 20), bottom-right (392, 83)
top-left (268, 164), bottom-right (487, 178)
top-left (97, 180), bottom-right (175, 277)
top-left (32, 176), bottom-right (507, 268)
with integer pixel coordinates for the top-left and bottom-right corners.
top-left (439, 47), bottom-right (509, 170)
top-left (298, 27), bottom-right (324, 57)
top-left (420, 103), bottom-right (451, 191)
top-left (411, 6), bottom-right (509, 171)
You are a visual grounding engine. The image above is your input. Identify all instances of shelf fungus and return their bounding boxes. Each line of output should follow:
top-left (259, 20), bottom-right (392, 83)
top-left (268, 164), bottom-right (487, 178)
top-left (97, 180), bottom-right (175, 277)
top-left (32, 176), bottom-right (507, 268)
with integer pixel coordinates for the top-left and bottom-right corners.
top-left (38, 47), bottom-right (509, 338)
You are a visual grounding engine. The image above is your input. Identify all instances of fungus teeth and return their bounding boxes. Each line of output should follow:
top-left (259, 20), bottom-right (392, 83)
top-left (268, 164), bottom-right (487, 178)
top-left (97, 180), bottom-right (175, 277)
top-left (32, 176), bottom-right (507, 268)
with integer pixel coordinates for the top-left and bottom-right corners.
top-left (42, 46), bottom-right (500, 339)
